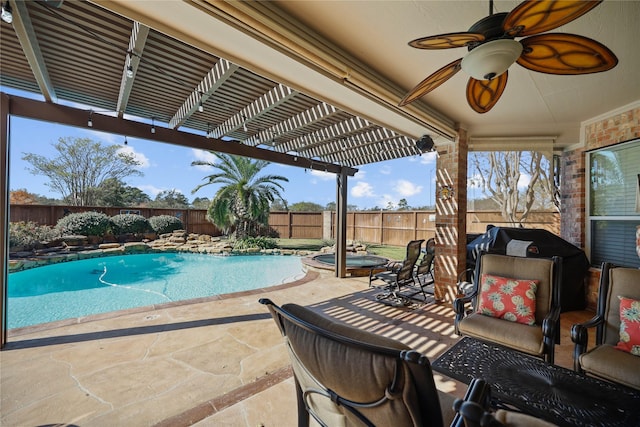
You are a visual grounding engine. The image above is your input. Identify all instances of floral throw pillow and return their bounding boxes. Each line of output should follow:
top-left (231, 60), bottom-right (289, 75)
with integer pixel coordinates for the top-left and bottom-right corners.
top-left (476, 274), bottom-right (538, 325)
top-left (615, 296), bottom-right (640, 356)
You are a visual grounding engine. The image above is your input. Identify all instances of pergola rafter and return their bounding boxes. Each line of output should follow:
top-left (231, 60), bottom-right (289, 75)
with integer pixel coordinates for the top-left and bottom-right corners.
top-left (116, 21), bottom-right (149, 118)
top-left (169, 58), bottom-right (239, 130)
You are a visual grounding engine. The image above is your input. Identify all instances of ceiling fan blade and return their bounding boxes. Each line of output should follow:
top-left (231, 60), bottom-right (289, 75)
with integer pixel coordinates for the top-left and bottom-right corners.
top-left (518, 33), bottom-right (618, 74)
top-left (466, 72), bottom-right (508, 114)
top-left (409, 32), bottom-right (484, 49)
top-left (504, 0), bottom-right (602, 37)
top-left (399, 58), bottom-right (462, 107)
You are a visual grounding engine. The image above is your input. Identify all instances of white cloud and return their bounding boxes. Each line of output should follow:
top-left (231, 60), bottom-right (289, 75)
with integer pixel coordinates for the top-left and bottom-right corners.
top-left (310, 170), bottom-right (334, 181)
top-left (353, 170), bottom-right (366, 180)
top-left (377, 194), bottom-right (396, 209)
top-left (394, 179), bottom-right (422, 197)
top-left (117, 145), bottom-right (151, 168)
top-left (420, 151), bottom-right (437, 165)
top-left (518, 173), bottom-right (531, 189)
top-left (351, 181), bottom-right (375, 198)
top-left (136, 184), bottom-right (166, 197)
top-left (467, 174), bottom-right (483, 189)
top-left (191, 149), bottom-right (218, 171)
top-left (379, 165), bottom-right (392, 175)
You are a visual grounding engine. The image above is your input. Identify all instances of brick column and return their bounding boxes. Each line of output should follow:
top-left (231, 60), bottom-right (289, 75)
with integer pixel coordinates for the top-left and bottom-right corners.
top-left (434, 129), bottom-right (467, 302)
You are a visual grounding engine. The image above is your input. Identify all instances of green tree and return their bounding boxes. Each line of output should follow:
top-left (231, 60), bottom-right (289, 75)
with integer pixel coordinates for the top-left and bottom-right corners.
top-left (191, 197), bottom-right (211, 209)
top-left (22, 137), bottom-right (142, 206)
top-left (289, 201), bottom-right (323, 212)
top-left (397, 198), bottom-right (410, 210)
top-left (94, 178), bottom-right (151, 207)
top-left (270, 199), bottom-right (288, 211)
top-left (150, 189), bottom-right (190, 208)
top-left (191, 153), bottom-right (288, 239)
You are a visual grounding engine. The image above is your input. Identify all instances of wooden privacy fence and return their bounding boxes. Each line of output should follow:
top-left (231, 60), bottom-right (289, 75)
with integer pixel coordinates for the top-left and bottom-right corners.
top-left (11, 204), bottom-right (559, 246)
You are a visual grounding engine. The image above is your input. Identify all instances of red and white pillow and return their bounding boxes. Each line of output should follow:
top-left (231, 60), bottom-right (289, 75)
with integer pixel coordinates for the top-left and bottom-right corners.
top-left (477, 274), bottom-right (538, 325)
top-left (616, 296), bottom-right (640, 356)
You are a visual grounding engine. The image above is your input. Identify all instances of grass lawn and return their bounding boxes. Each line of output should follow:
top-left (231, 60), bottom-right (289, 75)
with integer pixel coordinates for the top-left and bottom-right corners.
top-left (276, 239), bottom-right (406, 261)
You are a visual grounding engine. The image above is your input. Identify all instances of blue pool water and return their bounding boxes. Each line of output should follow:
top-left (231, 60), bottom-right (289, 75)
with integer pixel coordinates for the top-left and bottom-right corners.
top-left (8, 253), bottom-right (304, 329)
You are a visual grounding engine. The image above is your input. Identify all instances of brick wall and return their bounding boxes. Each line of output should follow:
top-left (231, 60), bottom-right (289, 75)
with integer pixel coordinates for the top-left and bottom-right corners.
top-left (434, 128), bottom-right (468, 302)
top-left (561, 103), bottom-right (640, 310)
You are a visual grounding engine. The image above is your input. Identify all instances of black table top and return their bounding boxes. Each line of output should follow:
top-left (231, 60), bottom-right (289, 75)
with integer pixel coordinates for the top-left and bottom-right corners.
top-left (432, 337), bottom-right (640, 427)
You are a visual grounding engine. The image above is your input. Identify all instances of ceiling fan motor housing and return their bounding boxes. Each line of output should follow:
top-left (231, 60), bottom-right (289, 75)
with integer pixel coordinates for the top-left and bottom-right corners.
top-left (467, 12), bottom-right (511, 48)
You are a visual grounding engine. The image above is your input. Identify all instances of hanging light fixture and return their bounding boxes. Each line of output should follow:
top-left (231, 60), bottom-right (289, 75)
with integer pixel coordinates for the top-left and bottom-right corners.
top-left (87, 110), bottom-right (93, 127)
top-left (151, 117), bottom-right (155, 134)
top-left (126, 65), bottom-right (134, 78)
top-left (416, 135), bottom-right (435, 152)
top-left (198, 101), bottom-right (204, 112)
top-left (206, 122), bottom-right (211, 139)
top-left (124, 136), bottom-right (128, 145)
top-left (461, 39), bottom-right (523, 81)
top-left (1, 2), bottom-right (13, 24)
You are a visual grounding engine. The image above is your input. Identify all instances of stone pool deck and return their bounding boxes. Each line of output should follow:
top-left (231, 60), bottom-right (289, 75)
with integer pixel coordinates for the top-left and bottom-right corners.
top-left (1, 266), bottom-right (589, 426)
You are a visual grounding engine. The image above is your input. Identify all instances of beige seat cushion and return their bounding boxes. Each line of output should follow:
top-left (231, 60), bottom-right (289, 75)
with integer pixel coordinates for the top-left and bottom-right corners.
top-left (579, 344), bottom-right (640, 390)
top-left (458, 313), bottom-right (544, 356)
top-left (495, 409), bottom-right (558, 426)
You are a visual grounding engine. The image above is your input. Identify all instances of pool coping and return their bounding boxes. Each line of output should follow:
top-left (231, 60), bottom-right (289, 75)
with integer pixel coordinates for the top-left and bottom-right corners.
top-left (7, 269), bottom-right (320, 338)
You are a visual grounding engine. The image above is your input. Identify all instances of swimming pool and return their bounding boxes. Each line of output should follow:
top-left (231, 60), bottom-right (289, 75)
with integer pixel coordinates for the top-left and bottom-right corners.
top-left (8, 253), bottom-right (304, 329)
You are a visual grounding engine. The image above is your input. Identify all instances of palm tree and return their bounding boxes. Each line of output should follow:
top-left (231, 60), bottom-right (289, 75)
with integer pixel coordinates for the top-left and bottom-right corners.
top-left (191, 153), bottom-right (288, 239)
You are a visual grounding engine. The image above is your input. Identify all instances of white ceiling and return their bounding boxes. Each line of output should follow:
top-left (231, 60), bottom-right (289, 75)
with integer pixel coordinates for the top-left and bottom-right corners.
top-left (92, 0), bottom-right (640, 149)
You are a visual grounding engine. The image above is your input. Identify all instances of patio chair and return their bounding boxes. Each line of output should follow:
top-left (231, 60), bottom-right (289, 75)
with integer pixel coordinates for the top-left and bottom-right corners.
top-left (369, 239), bottom-right (425, 304)
top-left (259, 298), bottom-right (488, 427)
top-left (453, 252), bottom-right (562, 364)
top-left (415, 238), bottom-right (436, 293)
top-left (571, 262), bottom-right (640, 390)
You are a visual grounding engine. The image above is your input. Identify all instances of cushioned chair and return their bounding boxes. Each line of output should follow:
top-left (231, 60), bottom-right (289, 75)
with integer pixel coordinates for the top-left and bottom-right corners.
top-left (571, 262), bottom-right (640, 390)
top-left (415, 238), bottom-right (436, 292)
top-left (260, 298), bottom-right (473, 427)
top-left (369, 239), bottom-right (425, 303)
top-left (453, 252), bottom-right (562, 364)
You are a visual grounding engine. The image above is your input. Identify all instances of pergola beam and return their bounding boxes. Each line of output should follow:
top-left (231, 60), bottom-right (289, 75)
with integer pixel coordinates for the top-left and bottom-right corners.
top-left (116, 21), bottom-right (149, 118)
top-left (9, 0), bottom-right (56, 103)
top-left (3, 92), bottom-right (358, 177)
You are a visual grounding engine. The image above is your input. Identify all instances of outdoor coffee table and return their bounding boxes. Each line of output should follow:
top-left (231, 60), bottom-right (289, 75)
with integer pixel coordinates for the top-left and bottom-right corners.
top-left (432, 337), bottom-right (640, 427)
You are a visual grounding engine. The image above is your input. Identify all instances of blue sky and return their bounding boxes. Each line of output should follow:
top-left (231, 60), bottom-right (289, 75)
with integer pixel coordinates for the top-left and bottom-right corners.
top-left (8, 108), bottom-right (439, 210)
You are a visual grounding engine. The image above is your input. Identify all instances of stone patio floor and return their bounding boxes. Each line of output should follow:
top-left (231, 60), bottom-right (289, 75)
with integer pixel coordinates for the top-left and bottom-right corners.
top-left (1, 269), bottom-right (589, 426)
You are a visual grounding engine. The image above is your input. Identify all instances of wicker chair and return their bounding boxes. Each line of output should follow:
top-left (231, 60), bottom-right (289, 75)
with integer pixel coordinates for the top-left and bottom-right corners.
top-left (260, 298), bottom-right (481, 427)
top-left (571, 262), bottom-right (640, 390)
top-left (453, 252), bottom-right (562, 364)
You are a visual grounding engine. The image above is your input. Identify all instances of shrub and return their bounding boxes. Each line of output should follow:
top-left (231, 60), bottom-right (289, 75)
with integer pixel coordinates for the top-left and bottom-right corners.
top-left (9, 221), bottom-right (61, 250)
top-left (148, 215), bottom-right (183, 234)
top-left (110, 214), bottom-right (150, 235)
top-left (56, 211), bottom-right (111, 236)
top-left (234, 236), bottom-right (278, 250)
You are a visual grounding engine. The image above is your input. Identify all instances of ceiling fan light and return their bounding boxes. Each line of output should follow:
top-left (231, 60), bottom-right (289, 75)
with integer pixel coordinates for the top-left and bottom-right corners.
top-left (461, 39), bottom-right (522, 81)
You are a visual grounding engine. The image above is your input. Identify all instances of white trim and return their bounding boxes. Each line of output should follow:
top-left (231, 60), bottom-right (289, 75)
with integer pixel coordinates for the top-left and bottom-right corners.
top-left (468, 136), bottom-right (557, 152)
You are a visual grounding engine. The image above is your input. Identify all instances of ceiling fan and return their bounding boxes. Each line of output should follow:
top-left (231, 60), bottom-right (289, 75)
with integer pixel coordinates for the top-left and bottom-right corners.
top-left (398, 0), bottom-right (618, 113)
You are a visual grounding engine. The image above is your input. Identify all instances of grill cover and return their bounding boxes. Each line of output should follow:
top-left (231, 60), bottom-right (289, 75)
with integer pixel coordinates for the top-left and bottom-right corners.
top-left (467, 227), bottom-right (590, 311)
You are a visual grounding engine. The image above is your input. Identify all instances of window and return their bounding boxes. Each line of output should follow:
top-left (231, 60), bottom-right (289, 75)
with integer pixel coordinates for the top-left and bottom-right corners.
top-left (587, 139), bottom-right (640, 268)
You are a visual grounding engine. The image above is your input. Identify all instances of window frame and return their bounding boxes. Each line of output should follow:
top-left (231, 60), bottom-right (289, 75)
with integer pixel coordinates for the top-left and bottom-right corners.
top-left (585, 138), bottom-right (640, 268)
